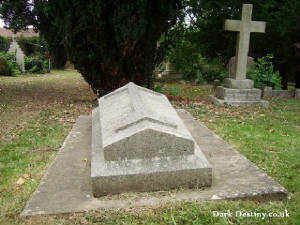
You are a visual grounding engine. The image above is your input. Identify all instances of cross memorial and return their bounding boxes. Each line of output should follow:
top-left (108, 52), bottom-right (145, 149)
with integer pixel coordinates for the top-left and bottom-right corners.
top-left (224, 4), bottom-right (266, 80)
top-left (209, 4), bottom-right (269, 107)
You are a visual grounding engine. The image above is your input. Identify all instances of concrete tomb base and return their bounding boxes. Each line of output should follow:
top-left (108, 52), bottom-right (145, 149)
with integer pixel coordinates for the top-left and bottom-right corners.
top-left (209, 86), bottom-right (269, 107)
top-left (21, 110), bottom-right (286, 216)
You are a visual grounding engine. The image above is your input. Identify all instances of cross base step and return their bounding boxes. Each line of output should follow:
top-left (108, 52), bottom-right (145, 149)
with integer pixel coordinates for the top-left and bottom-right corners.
top-left (216, 86), bottom-right (263, 101)
top-left (209, 95), bottom-right (269, 107)
top-left (224, 78), bottom-right (254, 89)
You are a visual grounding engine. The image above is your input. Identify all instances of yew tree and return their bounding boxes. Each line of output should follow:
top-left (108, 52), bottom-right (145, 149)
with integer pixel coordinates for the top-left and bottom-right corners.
top-left (0, 0), bottom-right (183, 95)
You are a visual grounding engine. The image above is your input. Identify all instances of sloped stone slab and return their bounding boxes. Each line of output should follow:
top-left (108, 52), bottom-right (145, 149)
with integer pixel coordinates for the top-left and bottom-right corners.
top-left (97, 83), bottom-right (197, 161)
top-left (21, 110), bottom-right (287, 216)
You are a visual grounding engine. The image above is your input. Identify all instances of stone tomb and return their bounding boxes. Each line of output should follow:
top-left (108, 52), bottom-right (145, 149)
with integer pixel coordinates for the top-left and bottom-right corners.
top-left (91, 82), bottom-right (212, 197)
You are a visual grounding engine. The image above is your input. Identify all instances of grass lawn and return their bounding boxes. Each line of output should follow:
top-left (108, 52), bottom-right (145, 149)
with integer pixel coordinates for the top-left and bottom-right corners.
top-left (0, 70), bottom-right (299, 225)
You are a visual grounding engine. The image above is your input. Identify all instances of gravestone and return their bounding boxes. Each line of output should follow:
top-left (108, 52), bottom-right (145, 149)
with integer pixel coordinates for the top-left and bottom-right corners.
top-left (227, 56), bottom-right (254, 79)
top-left (91, 82), bottom-right (212, 197)
top-left (158, 62), bottom-right (183, 80)
top-left (8, 38), bottom-right (25, 73)
top-left (263, 86), bottom-right (273, 98)
top-left (209, 4), bottom-right (268, 106)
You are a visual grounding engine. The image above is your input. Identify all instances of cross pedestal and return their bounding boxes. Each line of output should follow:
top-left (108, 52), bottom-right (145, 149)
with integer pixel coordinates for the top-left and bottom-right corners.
top-left (209, 4), bottom-right (269, 107)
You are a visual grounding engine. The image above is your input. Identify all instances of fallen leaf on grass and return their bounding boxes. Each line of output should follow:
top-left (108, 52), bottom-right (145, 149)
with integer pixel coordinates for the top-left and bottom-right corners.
top-left (15, 177), bottom-right (25, 186)
top-left (23, 174), bottom-right (30, 179)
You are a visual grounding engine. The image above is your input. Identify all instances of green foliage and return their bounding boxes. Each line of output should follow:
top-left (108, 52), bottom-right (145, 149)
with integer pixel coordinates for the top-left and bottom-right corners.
top-left (15, 36), bottom-right (66, 69)
top-left (202, 69), bottom-right (227, 84)
top-left (171, 43), bottom-right (203, 81)
top-left (48, 43), bottom-right (67, 69)
top-left (247, 55), bottom-right (282, 90)
top-left (42, 58), bottom-right (49, 70)
top-left (0, 0), bottom-right (183, 96)
top-left (16, 36), bottom-right (40, 56)
top-left (166, 86), bottom-right (181, 96)
top-left (167, 26), bottom-right (203, 81)
top-left (0, 51), bottom-right (19, 75)
top-left (166, 21), bottom-right (227, 84)
top-left (24, 56), bottom-right (45, 73)
top-left (154, 83), bottom-right (164, 94)
top-left (0, 56), bottom-right (11, 76)
top-left (16, 35), bottom-right (65, 69)
top-left (0, 35), bottom-right (11, 52)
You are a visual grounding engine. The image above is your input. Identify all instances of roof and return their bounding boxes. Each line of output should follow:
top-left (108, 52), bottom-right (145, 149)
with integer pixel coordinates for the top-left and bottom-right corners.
top-left (0, 27), bottom-right (39, 37)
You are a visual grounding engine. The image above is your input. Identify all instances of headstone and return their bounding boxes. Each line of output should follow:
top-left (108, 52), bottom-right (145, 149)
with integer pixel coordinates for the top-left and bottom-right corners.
top-left (8, 38), bottom-right (25, 73)
top-left (91, 82), bottom-right (212, 197)
top-left (227, 56), bottom-right (255, 79)
top-left (263, 86), bottom-right (273, 98)
top-left (158, 61), bottom-right (183, 80)
top-left (209, 4), bottom-right (269, 106)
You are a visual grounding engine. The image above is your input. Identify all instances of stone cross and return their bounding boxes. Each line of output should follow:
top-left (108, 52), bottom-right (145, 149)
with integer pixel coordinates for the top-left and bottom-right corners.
top-left (224, 4), bottom-right (266, 79)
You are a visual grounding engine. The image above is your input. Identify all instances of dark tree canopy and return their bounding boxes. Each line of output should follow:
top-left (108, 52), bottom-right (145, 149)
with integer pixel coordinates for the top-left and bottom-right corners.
top-left (0, 0), bottom-right (183, 95)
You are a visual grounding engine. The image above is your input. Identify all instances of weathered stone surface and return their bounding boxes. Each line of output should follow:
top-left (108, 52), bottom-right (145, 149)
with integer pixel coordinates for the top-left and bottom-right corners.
top-left (272, 90), bottom-right (294, 98)
top-left (224, 78), bottom-right (254, 89)
top-left (209, 86), bottom-right (269, 106)
top-left (227, 56), bottom-right (255, 79)
top-left (98, 82), bottom-right (194, 161)
top-left (263, 86), bottom-right (273, 98)
top-left (209, 95), bottom-right (269, 107)
top-left (21, 110), bottom-right (286, 216)
top-left (216, 86), bottom-right (261, 101)
top-left (224, 4), bottom-right (265, 80)
top-left (262, 87), bottom-right (296, 98)
top-left (92, 83), bottom-right (212, 197)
